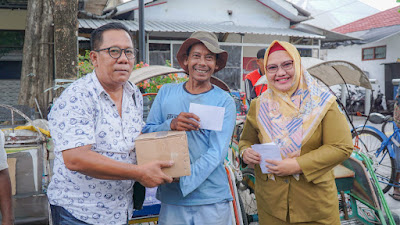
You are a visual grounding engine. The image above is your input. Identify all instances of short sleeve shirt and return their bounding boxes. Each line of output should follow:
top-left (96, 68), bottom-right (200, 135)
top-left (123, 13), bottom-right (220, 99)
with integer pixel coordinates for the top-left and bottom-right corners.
top-left (47, 71), bottom-right (144, 225)
top-left (0, 130), bottom-right (8, 171)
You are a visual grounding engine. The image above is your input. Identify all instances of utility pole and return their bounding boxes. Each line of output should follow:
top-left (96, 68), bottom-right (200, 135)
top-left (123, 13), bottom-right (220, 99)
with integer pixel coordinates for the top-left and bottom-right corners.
top-left (139, 0), bottom-right (146, 63)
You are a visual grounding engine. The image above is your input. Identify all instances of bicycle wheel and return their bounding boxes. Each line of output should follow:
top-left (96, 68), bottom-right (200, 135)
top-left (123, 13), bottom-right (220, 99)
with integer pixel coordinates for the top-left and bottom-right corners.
top-left (236, 168), bottom-right (258, 223)
top-left (352, 129), bottom-right (396, 193)
top-left (237, 191), bottom-right (249, 225)
top-left (381, 120), bottom-right (395, 137)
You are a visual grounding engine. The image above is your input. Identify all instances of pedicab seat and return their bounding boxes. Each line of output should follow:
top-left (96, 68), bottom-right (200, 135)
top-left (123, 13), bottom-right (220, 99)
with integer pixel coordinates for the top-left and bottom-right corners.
top-left (334, 164), bottom-right (355, 192)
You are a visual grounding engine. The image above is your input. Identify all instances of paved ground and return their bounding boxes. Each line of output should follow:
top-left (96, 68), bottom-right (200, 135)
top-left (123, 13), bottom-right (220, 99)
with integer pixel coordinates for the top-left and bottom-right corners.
top-left (350, 116), bottom-right (400, 223)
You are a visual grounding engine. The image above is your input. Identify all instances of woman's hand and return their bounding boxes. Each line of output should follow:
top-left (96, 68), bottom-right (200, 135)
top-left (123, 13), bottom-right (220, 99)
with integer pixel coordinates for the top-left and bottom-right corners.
top-left (265, 158), bottom-right (302, 176)
top-left (242, 148), bottom-right (261, 166)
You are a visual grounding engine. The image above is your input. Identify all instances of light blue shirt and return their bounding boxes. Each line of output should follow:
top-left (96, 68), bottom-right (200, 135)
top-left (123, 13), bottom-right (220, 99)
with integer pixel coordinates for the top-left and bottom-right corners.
top-left (142, 82), bottom-right (236, 205)
top-left (47, 71), bottom-right (144, 225)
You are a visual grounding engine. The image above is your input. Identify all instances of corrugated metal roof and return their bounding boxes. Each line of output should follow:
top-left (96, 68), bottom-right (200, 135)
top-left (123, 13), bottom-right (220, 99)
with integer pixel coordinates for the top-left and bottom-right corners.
top-left (292, 23), bottom-right (359, 42)
top-left (353, 25), bottom-right (400, 44)
top-left (79, 19), bottom-right (325, 39)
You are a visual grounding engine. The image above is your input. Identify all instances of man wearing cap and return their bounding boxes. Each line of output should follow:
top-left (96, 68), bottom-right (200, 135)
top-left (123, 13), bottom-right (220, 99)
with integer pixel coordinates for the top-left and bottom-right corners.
top-left (0, 130), bottom-right (14, 225)
top-left (244, 48), bottom-right (267, 103)
top-left (142, 31), bottom-right (236, 224)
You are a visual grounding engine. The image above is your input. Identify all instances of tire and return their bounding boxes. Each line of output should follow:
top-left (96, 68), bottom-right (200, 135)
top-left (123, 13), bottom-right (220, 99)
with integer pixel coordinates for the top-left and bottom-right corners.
top-left (381, 120), bottom-right (395, 137)
top-left (237, 191), bottom-right (249, 225)
top-left (381, 120), bottom-right (389, 135)
top-left (142, 94), bottom-right (156, 121)
top-left (236, 168), bottom-right (258, 223)
top-left (352, 129), bottom-right (396, 193)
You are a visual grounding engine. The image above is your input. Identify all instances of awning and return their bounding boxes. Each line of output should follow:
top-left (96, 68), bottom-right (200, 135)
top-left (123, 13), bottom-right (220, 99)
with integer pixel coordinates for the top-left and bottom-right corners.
top-left (79, 19), bottom-right (325, 39)
top-left (307, 60), bottom-right (372, 89)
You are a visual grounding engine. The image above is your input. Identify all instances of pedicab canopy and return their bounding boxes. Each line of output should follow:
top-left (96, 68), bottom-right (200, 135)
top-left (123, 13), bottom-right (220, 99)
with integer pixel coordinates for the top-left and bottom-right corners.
top-left (255, 58), bottom-right (372, 90)
top-left (129, 65), bottom-right (231, 92)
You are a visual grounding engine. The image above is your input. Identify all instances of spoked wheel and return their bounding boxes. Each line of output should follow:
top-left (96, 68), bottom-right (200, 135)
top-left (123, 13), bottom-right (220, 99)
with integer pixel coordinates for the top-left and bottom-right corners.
top-left (352, 129), bottom-right (396, 193)
top-left (236, 168), bottom-right (258, 224)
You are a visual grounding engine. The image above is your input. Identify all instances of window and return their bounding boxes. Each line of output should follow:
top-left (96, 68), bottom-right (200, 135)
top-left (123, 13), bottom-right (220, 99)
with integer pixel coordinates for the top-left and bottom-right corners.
top-left (0, 0), bottom-right (28, 9)
top-left (0, 30), bottom-right (25, 79)
top-left (149, 43), bottom-right (170, 66)
top-left (297, 48), bottom-right (312, 57)
top-left (362, 46), bottom-right (386, 60)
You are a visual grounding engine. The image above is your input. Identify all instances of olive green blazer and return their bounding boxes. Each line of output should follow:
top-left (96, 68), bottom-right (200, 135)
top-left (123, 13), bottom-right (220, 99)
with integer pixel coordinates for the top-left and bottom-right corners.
top-left (239, 100), bottom-right (353, 223)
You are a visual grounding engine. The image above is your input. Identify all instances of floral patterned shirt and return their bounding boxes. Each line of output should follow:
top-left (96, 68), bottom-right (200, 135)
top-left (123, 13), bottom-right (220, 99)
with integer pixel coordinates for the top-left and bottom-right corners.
top-left (47, 71), bottom-right (144, 225)
top-left (0, 130), bottom-right (7, 171)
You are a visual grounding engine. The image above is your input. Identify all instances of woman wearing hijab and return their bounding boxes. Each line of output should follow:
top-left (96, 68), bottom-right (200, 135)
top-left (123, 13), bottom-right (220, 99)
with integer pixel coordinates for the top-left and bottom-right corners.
top-left (238, 40), bottom-right (353, 224)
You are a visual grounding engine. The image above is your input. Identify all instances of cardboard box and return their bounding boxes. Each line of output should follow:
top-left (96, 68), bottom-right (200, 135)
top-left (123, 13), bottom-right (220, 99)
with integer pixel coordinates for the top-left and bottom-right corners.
top-left (135, 131), bottom-right (191, 177)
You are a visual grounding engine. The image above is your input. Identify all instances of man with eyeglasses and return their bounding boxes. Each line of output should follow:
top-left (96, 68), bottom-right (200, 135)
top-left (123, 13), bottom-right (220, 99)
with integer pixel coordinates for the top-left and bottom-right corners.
top-left (47, 22), bottom-right (173, 225)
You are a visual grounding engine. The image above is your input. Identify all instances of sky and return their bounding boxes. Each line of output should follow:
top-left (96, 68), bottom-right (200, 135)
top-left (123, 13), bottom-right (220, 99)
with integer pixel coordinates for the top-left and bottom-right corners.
top-left (286, 0), bottom-right (400, 29)
top-left (359, 0), bottom-right (399, 11)
top-left (120, 0), bottom-right (399, 11)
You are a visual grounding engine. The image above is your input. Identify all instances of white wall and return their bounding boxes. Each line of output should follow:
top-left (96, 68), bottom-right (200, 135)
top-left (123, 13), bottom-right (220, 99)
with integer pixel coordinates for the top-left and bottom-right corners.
top-left (142, 0), bottom-right (290, 28)
top-left (241, 34), bottom-right (289, 58)
top-left (142, 0), bottom-right (296, 73)
top-left (325, 33), bottom-right (400, 96)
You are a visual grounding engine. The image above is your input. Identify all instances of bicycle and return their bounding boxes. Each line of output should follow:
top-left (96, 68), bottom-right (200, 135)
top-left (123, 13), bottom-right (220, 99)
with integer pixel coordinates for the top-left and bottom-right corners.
top-left (381, 115), bottom-right (396, 136)
top-left (227, 118), bottom-right (258, 225)
top-left (351, 112), bottom-right (400, 193)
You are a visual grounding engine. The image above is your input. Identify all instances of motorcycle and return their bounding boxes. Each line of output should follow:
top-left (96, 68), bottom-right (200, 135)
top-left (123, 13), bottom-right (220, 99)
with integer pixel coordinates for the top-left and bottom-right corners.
top-left (346, 87), bottom-right (365, 114)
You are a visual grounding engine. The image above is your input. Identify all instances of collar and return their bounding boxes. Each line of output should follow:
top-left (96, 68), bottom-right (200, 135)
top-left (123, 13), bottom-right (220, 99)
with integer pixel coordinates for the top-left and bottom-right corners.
top-left (90, 70), bottom-right (135, 97)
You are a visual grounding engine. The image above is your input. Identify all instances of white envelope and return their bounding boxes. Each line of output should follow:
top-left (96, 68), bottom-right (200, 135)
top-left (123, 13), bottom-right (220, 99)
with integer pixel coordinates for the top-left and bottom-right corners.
top-left (189, 103), bottom-right (225, 131)
top-left (251, 142), bottom-right (282, 174)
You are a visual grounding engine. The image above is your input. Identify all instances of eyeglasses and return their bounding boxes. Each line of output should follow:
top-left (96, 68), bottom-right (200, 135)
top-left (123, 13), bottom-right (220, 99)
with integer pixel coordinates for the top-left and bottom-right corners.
top-left (95, 47), bottom-right (137, 60)
top-left (266, 60), bottom-right (294, 73)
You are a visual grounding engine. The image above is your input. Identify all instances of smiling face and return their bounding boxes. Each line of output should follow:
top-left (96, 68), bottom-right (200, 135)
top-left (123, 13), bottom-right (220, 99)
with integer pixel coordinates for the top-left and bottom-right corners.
top-left (90, 29), bottom-right (134, 89)
top-left (266, 50), bottom-right (295, 92)
top-left (184, 43), bottom-right (218, 83)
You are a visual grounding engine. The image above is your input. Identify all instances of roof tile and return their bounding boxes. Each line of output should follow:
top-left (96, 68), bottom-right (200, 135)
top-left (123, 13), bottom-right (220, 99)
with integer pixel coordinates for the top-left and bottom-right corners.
top-left (332, 6), bottom-right (400, 34)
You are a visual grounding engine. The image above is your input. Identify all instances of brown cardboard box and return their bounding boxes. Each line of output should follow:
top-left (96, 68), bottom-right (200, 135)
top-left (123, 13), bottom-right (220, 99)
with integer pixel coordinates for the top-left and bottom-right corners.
top-left (7, 158), bottom-right (16, 195)
top-left (135, 131), bottom-right (191, 177)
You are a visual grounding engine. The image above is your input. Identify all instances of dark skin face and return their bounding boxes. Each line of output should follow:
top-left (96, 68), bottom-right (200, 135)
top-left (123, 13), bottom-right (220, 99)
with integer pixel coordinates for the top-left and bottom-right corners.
top-left (183, 43), bottom-right (219, 94)
top-left (89, 29), bottom-right (135, 92)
